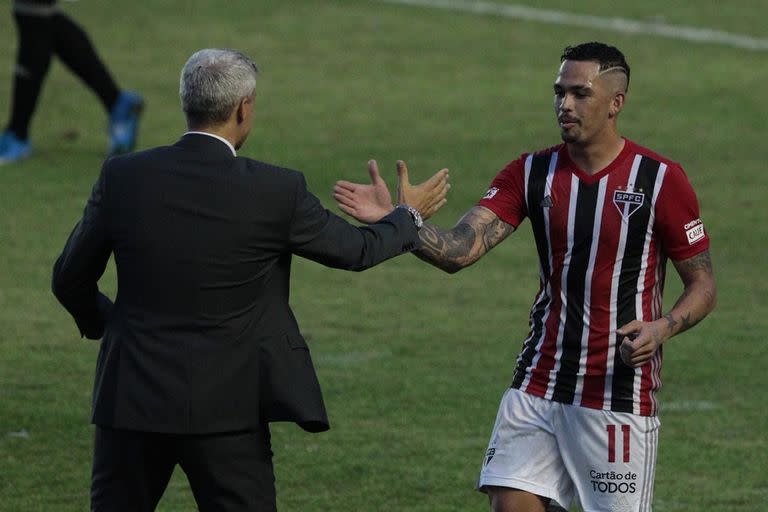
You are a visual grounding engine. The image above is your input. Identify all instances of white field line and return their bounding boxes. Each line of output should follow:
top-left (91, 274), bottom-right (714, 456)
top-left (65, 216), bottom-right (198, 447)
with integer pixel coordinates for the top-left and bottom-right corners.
top-left (380, 0), bottom-right (768, 52)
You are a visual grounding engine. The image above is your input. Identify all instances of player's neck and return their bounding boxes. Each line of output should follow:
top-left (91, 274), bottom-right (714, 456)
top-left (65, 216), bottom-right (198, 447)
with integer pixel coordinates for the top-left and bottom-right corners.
top-left (567, 134), bottom-right (625, 176)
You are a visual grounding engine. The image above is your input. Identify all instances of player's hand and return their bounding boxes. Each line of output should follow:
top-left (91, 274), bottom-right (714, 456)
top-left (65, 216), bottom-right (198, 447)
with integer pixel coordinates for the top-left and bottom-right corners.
top-left (617, 320), bottom-right (666, 368)
top-left (395, 160), bottom-right (450, 220)
top-left (334, 160), bottom-right (394, 224)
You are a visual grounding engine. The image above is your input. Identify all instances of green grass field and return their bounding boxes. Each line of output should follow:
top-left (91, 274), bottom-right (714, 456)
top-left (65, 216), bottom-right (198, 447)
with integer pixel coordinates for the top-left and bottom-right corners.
top-left (1, 1), bottom-right (766, 510)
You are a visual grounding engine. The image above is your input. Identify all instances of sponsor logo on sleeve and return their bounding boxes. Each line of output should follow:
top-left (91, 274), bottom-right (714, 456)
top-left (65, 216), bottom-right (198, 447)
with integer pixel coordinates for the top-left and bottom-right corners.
top-left (483, 187), bottom-right (499, 200)
top-left (684, 219), bottom-right (705, 245)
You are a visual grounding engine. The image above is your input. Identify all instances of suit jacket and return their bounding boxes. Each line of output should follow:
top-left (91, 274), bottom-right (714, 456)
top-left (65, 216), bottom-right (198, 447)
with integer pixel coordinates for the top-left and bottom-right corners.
top-left (52, 133), bottom-right (418, 434)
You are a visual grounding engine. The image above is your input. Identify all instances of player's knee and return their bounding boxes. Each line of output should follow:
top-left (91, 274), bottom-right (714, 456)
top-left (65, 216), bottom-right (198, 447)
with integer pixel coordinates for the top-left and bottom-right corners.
top-left (15, 51), bottom-right (51, 81)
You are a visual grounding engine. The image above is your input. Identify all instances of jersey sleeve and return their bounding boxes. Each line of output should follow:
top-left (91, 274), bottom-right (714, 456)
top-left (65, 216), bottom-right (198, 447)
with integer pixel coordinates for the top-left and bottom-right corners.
top-left (654, 164), bottom-right (710, 261)
top-left (477, 155), bottom-right (528, 228)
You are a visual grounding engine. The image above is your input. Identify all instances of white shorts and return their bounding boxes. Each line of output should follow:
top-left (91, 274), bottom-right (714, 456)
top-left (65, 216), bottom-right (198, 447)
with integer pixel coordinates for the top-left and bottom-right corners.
top-left (477, 388), bottom-right (660, 512)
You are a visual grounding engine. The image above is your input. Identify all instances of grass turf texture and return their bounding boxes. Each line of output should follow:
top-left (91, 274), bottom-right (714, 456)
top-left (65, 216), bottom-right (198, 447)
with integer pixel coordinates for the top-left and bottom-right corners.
top-left (1, 1), bottom-right (766, 510)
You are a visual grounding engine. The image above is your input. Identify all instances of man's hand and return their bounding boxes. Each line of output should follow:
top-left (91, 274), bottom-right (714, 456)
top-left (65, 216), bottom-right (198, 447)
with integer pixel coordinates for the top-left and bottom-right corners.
top-left (617, 319), bottom-right (667, 368)
top-left (334, 160), bottom-right (394, 223)
top-left (334, 160), bottom-right (450, 224)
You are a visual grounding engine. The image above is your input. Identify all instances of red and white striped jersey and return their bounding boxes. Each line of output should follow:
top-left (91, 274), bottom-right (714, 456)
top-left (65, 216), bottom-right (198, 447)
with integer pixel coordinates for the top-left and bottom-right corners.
top-left (478, 139), bottom-right (709, 416)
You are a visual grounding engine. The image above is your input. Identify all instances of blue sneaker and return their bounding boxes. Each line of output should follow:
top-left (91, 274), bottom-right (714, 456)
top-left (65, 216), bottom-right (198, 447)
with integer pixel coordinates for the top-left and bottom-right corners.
top-left (0, 131), bottom-right (31, 165)
top-left (108, 91), bottom-right (144, 156)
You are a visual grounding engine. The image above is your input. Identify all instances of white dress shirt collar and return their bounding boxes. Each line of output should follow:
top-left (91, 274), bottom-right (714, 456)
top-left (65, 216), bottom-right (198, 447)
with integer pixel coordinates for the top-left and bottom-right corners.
top-left (184, 131), bottom-right (237, 156)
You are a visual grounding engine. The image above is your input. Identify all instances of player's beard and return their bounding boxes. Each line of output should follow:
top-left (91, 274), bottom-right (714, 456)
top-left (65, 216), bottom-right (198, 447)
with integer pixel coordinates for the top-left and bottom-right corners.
top-left (557, 116), bottom-right (582, 143)
top-left (559, 126), bottom-right (580, 143)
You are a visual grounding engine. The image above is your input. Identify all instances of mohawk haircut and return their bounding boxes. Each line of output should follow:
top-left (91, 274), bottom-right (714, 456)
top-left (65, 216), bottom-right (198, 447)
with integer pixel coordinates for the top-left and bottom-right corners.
top-left (561, 42), bottom-right (630, 91)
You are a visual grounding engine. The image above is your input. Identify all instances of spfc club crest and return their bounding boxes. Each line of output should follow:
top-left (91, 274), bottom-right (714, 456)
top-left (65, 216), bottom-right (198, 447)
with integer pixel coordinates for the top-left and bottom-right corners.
top-left (613, 186), bottom-right (645, 219)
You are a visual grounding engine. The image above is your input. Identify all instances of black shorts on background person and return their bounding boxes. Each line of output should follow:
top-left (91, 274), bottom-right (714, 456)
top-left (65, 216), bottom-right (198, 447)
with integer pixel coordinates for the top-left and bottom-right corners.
top-left (0, 0), bottom-right (143, 164)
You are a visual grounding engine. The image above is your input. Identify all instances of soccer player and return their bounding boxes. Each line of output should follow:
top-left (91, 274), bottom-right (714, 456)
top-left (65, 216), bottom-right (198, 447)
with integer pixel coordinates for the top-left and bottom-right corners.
top-left (0, 0), bottom-right (143, 164)
top-left (334, 42), bottom-right (716, 511)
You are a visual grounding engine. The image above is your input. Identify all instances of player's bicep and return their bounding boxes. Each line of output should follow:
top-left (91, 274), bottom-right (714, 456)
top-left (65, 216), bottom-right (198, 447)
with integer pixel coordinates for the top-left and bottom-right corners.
top-left (671, 249), bottom-right (715, 289)
top-left (672, 249), bottom-right (712, 279)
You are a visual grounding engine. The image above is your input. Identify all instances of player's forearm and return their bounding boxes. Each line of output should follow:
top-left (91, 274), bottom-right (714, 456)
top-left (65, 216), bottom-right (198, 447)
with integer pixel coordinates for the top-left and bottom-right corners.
top-left (657, 252), bottom-right (717, 341)
top-left (413, 207), bottom-right (516, 273)
top-left (659, 280), bottom-right (716, 340)
top-left (413, 222), bottom-right (481, 273)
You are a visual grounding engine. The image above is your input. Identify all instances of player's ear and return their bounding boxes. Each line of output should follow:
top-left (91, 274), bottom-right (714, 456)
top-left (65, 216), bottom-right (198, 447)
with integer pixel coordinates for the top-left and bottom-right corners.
top-left (609, 90), bottom-right (625, 118)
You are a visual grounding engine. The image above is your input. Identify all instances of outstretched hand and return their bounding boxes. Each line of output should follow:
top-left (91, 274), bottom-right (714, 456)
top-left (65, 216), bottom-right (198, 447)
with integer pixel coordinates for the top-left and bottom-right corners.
top-left (334, 160), bottom-right (450, 224)
top-left (334, 160), bottom-right (394, 224)
top-left (395, 160), bottom-right (449, 220)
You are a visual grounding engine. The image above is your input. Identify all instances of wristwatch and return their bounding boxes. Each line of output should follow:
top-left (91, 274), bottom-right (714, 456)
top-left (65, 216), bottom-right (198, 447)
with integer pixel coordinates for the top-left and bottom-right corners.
top-left (396, 204), bottom-right (423, 229)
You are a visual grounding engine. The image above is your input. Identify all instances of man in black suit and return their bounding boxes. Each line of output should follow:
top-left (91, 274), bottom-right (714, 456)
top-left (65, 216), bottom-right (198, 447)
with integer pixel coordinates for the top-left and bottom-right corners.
top-left (52, 48), bottom-right (449, 512)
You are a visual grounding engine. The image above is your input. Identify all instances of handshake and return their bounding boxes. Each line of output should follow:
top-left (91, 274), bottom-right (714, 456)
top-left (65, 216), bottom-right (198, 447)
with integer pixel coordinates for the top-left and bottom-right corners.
top-left (333, 160), bottom-right (450, 225)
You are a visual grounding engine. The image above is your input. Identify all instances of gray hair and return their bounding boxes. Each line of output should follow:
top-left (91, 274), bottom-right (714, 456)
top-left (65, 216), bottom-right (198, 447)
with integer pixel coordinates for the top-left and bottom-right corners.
top-left (179, 49), bottom-right (259, 126)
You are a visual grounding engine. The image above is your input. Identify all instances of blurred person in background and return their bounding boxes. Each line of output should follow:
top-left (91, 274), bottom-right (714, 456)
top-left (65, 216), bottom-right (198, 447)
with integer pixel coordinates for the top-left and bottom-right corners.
top-left (1, 0), bottom-right (143, 164)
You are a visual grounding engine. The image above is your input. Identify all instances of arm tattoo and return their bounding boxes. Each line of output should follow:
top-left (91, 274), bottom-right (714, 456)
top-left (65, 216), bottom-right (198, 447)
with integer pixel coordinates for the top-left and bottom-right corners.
top-left (447, 223), bottom-right (477, 260)
top-left (680, 312), bottom-right (695, 331)
top-left (482, 217), bottom-right (516, 254)
top-left (675, 250), bottom-right (713, 274)
top-left (662, 249), bottom-right (716, 338)
top-left (663, 313), bottom-right (678, 332)
top-left (414, 207), bottom-right (515, 273)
